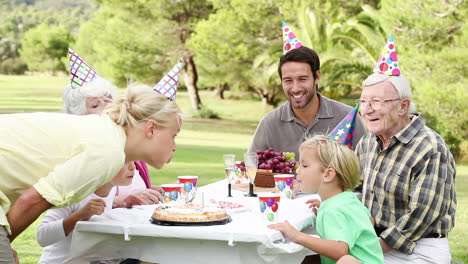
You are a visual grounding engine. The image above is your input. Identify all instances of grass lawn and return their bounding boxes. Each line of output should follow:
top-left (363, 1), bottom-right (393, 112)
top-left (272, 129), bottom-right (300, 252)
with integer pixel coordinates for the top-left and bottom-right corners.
top-left (1, 74), bottom-right (467, 263)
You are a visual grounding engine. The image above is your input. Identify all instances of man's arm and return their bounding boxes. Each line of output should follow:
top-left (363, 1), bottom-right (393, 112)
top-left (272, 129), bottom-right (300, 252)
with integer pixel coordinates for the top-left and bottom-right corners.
top-left (7, 186), bottom-right (52, 241)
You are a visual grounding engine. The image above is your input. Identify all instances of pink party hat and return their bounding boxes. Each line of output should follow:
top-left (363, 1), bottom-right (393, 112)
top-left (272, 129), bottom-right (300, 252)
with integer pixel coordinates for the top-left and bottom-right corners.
top-left (68, 49), bottom-right (99, 89)
top-left (282, 21), bottom-right (303, 54)
top-left (152, 59), bottom-right (182, 101)
top-left (373, 34), bottom-right (400, 76)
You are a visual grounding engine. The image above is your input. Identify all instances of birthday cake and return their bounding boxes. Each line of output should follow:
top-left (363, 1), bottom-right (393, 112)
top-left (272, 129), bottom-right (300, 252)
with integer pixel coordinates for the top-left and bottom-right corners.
top-left (152, 204), bottom-right (229, 223)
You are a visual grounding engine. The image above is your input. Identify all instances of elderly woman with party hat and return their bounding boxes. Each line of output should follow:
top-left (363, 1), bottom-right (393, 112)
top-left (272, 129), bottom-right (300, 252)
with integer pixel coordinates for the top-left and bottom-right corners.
top-left (62, 49), bottom-right (165, 208)
top-left (0, 52), bottom-right (183, 263)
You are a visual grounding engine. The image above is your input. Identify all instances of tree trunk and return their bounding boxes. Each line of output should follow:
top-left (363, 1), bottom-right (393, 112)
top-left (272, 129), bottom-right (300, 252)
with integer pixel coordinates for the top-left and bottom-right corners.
top-left (214, 83), bottom-right (227, 99)
top-left (255, 87), bottom-right (279, 108)
top-left (182, 54), bottom-right (202, 111)
top-left (261, 96), bottom-right (268, 109)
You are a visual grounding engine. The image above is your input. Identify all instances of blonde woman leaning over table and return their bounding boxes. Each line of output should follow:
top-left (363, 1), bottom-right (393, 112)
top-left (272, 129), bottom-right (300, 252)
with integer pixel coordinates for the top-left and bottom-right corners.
top-left (0, 84), bottom-right (182, 263)
top-left (63, 77), bottom-right (164, 208)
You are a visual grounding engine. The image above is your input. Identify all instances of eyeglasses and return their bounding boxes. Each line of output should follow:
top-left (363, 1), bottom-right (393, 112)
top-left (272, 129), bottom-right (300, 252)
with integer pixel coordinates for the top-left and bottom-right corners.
top-left (355, 98), bottom-right (401, 110)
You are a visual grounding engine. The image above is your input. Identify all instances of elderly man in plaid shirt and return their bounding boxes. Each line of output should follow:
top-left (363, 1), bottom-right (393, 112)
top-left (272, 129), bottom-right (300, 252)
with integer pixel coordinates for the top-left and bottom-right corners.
top-left (355, 73), bottom-right (456, 263)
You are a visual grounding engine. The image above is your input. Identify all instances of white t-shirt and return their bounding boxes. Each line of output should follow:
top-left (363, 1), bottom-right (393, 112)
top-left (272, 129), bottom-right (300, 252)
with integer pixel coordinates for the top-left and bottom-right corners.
top-left (37, 189), bottom-right (116, 264)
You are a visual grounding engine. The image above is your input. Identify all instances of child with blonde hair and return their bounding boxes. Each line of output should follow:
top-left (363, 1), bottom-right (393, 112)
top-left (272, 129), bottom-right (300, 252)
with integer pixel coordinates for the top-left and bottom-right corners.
top-left (269, 135), bottom-right (383, 264)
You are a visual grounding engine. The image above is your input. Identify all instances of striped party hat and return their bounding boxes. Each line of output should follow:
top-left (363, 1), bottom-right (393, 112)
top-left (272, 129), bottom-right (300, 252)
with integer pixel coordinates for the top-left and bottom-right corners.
top-left (152, 59), bottom-right (182, 101)
top-left (68, 49), bottom-right (99, 89)
top-left (327, 104), bottom-right (360, 148)
top-left (373, 34), bottom-right (400, 76)
top-left (282, 21), bottom-right (303, 54)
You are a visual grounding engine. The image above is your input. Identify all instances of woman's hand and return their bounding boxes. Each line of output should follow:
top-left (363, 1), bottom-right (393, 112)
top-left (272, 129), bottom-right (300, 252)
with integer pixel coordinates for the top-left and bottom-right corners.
top-left (268, 220), bottom-right (302, 243)
top-left (114, 188), bottom-right (164, 208)
top-left (305, 199), bottom-right (321, 215)
top-left (133, 189), bottom-right (163, 204)
top-left (150, 185), bottom-right (163, 193)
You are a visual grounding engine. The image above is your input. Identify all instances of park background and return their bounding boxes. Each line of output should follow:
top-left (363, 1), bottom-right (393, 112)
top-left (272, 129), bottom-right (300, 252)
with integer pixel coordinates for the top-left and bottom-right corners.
top-left (0, 0), bottom-right (466, 263)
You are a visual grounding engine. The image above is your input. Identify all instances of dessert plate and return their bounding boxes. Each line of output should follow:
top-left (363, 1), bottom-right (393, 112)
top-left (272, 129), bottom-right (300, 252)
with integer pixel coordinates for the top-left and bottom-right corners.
top-left (150, 216), bottom-right (232, 226)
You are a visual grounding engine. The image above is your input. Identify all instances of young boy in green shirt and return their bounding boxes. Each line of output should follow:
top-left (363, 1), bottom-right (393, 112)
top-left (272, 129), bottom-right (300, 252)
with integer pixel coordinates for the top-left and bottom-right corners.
top-left (269, 135), bottom-right (383, 264)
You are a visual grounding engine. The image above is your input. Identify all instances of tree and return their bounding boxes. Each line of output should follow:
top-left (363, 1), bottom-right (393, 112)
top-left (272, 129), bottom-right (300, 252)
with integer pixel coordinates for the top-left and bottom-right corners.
top-left (190, 0), bottom-right (384, 105)
top-left (20, 23), bottom-right (71, 73)
top-left (376, 0), bottom-right (468, 158)
top-left (147, 0), bottom-right (213, 111)
top-left (75, 4), bottom-right (170, 87)
top-left (189, 0), bottom-right (284, 106)
top-left (77, 0), bottom-right (213, 111)
top-left (0, 0), bottom-right (96, 74)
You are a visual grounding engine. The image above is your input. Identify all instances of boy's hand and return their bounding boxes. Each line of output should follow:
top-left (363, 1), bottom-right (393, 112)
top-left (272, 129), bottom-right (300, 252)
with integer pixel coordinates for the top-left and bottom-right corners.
top-left (305, 199), bottom-right (321, 215)
top-left (268, 220), bottom-right (301, 243)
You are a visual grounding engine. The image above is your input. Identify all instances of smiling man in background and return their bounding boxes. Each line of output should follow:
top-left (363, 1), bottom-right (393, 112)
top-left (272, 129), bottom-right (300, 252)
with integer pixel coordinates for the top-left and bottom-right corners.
top-left (249, 45), bottom-right (366, 158)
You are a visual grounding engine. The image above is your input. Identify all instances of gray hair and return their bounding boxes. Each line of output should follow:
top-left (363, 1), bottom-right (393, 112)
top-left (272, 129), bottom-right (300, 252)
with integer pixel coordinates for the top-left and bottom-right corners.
top-left (63, 76), bottom-right (119, 115)
top-left (362, 73), bottom-right (416, 114)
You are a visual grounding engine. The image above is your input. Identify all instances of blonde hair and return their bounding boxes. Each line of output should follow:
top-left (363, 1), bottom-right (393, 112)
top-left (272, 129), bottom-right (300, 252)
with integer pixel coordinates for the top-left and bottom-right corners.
top-left (63, 76), bottom-right (119, 115)
top-left (105, 83), bottom-right (182, 128)
top-left (299, 135), bottom-right (360, 190)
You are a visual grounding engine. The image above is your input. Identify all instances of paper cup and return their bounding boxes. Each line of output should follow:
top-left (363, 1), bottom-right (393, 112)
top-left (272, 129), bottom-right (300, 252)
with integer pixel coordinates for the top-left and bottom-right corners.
top-left (178, 176), bottom-right (198, 202)
top-left (274, 174), bottom-right (295, 199)
top-left (161, 184), bottom-right (182, 202)
top-left (258, 193), bottom-right (281, 223)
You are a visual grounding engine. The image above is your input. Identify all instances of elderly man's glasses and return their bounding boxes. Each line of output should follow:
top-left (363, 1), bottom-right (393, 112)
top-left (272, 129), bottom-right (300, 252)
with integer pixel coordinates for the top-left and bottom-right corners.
top-left (355, 98), bottom-right (401, 110)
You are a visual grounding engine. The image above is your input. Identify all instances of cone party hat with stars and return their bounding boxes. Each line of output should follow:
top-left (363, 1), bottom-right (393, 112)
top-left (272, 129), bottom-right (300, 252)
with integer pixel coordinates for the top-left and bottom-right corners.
top-left (327, 104), bottom-right (360, 148)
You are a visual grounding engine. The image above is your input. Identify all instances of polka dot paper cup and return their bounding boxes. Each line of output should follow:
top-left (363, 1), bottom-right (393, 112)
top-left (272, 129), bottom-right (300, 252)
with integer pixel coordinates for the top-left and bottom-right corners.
top-left (161, 184), bottom-right (183, 203)
top-left (258, 193), bottom-right (281, 223)
top-left (178, 176), bottom-right (198, 202)
top-left (273, 174), bottom-right (295, 199)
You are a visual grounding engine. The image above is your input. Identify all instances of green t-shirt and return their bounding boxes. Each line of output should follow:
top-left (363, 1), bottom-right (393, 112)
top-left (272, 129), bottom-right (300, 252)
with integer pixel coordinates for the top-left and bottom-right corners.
top-left (316, 191), bottom-right (384, 264)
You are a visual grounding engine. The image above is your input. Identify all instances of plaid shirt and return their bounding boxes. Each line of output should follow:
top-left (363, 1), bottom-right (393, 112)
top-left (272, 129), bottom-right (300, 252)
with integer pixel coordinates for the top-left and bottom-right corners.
top-left (356, 113), bottom-right (456, 254)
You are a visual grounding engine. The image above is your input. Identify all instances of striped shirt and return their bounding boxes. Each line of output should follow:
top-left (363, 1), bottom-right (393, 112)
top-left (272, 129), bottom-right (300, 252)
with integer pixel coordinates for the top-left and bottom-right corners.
top-left (356, 113), bottom-right (456, 254)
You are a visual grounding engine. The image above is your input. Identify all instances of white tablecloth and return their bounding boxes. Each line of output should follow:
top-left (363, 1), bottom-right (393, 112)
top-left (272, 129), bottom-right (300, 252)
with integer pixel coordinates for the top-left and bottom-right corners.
top-left (67, 179), bottom-right (318, 264)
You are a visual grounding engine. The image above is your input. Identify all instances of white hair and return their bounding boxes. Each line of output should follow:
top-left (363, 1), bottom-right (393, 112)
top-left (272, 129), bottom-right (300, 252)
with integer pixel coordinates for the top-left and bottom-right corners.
top-left (362, 73), bottom-right (416, 114)
top-left (63, 76), bottom-right (119, 115)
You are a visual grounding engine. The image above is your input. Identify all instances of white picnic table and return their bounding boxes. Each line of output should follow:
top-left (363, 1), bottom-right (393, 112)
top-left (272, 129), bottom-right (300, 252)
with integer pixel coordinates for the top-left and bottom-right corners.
top-left (66, 179), bottom-right (318, 264)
